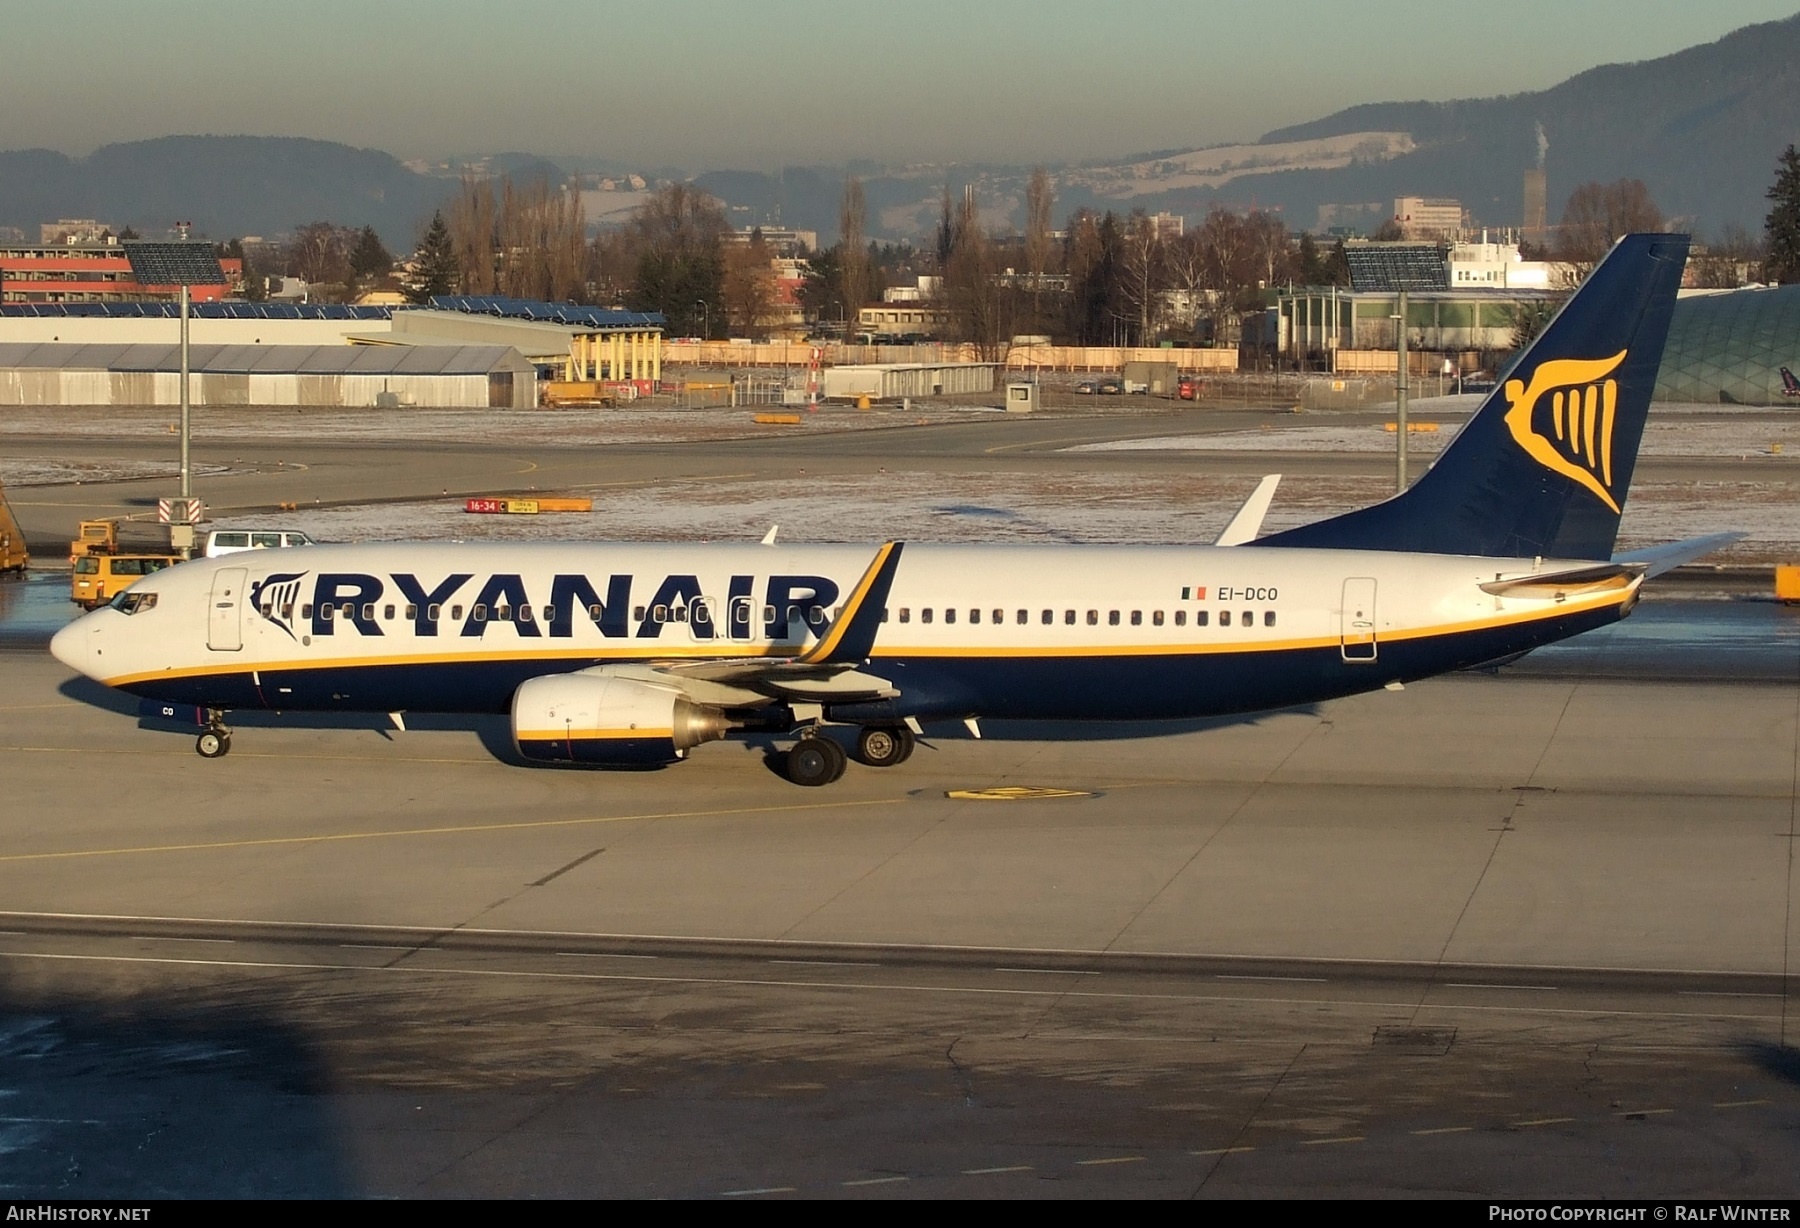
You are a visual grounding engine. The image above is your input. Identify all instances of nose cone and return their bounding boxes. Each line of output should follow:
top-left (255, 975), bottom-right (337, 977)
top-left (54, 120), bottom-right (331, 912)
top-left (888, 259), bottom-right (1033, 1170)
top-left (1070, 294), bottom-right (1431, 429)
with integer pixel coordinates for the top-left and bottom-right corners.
top-left (49, 617), bottom-right (94, 677)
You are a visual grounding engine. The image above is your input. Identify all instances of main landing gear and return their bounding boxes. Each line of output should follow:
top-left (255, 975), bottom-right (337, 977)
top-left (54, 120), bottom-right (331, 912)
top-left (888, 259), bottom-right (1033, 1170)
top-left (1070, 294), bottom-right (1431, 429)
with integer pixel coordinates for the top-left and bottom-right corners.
top-left (195, 710), bottom-right (232, 759)
top-left (784, 724), bottom-right (915, 787)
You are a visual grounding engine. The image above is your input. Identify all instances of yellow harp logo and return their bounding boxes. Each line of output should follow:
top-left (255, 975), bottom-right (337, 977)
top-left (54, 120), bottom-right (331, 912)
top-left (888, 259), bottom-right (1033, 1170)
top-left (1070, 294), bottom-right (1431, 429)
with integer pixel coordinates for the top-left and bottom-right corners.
top-left (1503, 351), bottom-right (1628, 513)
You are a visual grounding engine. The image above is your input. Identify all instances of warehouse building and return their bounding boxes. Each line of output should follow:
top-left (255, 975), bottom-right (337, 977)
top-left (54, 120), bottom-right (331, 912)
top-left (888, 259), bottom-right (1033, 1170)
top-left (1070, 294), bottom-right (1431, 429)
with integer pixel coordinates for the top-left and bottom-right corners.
top-left (821, 362), bottom-right (997, 400)
top-left (0, 343), bottom-right (535, 408)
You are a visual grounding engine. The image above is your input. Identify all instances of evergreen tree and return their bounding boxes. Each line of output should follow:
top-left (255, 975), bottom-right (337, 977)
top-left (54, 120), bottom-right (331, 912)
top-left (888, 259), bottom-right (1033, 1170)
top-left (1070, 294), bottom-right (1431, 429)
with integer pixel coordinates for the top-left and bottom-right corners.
top-left (348, 225), bottom-right (393, 280)
top-left (1764, 145), bottom-right (1800, 283)
top-left (407, 211), bottom-right (457, 304)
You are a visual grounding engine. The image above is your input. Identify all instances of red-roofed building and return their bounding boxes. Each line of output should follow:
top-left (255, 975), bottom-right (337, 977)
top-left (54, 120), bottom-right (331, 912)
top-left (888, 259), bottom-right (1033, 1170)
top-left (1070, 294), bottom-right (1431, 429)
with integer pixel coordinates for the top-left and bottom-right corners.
top-left (1, 238), bottom-right (240, 304)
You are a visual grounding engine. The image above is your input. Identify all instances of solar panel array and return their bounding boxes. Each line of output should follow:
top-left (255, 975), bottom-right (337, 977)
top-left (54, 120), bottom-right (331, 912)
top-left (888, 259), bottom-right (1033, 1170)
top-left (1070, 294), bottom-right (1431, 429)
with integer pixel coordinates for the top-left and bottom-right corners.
top-left (1345, 245), bottom-right (1449, 293)
top-left (427, 295), bottom-right (665, 330)
top-left (0, 303), bottom-right (396, 320)
top-left (121, 242), bottom-right (226, 286)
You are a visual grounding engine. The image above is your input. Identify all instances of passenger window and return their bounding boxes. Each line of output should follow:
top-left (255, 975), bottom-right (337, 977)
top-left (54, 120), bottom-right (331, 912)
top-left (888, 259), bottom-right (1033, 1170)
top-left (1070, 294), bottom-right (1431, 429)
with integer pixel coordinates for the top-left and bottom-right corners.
top-left (1065, 610), bottom-right (1075, 625)
top-left (634, 606), bottom-right (647, 621)
top-left (1086, 610), bottom-right (1098, 625)
top-left (302, 603), bottom-right (314, 618)
top-left (881, 608), bottom-right (889, 622)
top-left (404, 604), bottom-right (417, 619)
top-left (450, 605), bottom-right (463, 620)
top-left (1152, 610), bottom-right (1164, 626)
top-left (1041, 610), bottom-right (1052, 625)
top-left (763, 605), bottom-right (776, 627)
top-left (899, 608), bottom-right (911, 624)
top-left (424, 604), bottom-right (436, 621)
top-left (970, 609), bottom-right (980, 624)
top-left (588, 604), bottom-right (602, 619)
top-left (669, 605), bottom-right (684, 623)
top-left (1174, 610), bottom-right (1185, 627)
top-left (342, 603), bottom-right (356, 619)
top-left (993, 609), bottom-right (1004, 625)
top-left (497, 605), bottom-right (513, 622)
top-left (651, 605), bottom-right (666, 623)
top-left (281, 603), bottom-right (294, 621)
top-left (1130, 611), bottom-right (1142, 626)
top-left (320, 604), bottom-right (334, 621)
top-left (1108, 611), bottom-right (1120, 626)
top-left (360, 604), bottom-right (374, 621)
top-left (945, 608), bottom-right (957, 625)
top-left (519, 604), bottom-right (536, 623)
top-left (472, 603), bottom-right (487, 622)
top-left (808, 607), bottom-right (825, 626)
top-left (1017, 610), bottom-right (1027, 625)
top-left (1195, 610), bottom-right (1207, 626)
top-left (1264, 611), bottom-right (1277, 627)
top-left (541, 607), bottom-right (554, 623)
top-left (383, 604), bottom-right (395, 620)
top-left (922, 608), bottom-right (933, 624)
top-left (1219, 610), bottom-right (1231, 627)
top-left (1241, 610), bottom-right (1252, 626)
top-left (259, 603), bottom-right (272, 617)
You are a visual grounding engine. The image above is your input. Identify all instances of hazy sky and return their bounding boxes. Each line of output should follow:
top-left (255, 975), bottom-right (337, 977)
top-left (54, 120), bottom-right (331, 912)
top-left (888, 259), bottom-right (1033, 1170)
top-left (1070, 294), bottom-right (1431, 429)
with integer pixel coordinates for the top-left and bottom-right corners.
top-left (4, 1), bottom-right (1797, 168)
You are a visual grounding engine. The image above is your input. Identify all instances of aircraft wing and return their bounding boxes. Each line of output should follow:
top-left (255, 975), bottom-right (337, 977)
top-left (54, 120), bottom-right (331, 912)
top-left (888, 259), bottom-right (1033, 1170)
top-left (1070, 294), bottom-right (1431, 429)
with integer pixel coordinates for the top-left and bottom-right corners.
top-left (1613, 532), bottom-right (1745, 578)
top-left (655, 541), bottom-right (906, 703)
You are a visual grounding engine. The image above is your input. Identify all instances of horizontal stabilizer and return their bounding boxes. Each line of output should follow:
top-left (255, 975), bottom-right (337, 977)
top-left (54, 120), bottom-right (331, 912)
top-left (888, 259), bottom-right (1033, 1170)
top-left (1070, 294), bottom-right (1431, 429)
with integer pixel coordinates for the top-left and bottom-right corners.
top-left (1479, 563), bottom-right (1643, 599)
top-left (1215, 475), bottom-right (1281, 546)
top-left (1612, 532), bottom-right (1745, 578)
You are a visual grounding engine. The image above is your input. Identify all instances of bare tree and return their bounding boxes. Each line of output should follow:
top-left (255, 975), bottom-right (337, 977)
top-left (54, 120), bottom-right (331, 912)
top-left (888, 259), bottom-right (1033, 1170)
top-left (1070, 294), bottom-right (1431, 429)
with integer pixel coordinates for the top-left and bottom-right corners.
top-left (1117, 210), bottom-right (1164, 345)
top-left (721, 228), bottom-right (777, 338)
top-left (1557, 179), bottom-right (1663, 268)
top-left (941, 188), bottom-right (1009, 359)
top-left (1689, 223), bottom-right (1765, 288)
top-left (285, 221), bottom-right (354, 295)
top-left (839, 177), bottom-right (871, 319)
top-left (625, 183), bottom-right (728, 336)
top-left (448, 172), bottom-right (497, 294)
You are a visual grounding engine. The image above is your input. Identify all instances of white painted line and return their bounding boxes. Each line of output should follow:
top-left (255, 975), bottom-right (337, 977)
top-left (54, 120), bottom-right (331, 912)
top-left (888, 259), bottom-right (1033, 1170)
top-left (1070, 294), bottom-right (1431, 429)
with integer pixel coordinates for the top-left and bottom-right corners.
top-left (995, 967), bottom-right (1100, 975)
top-left (1190, 1146), bottom-right (1254, 1156)
top-left (1443, 983), bottom-right (1556, 992)
top-left (842, 1176), bottom-right (908, 1187)
top-left (768, 960), bottom-right (880, 968)
top-left (1715, 1099), bottom-right (1771, 1109)
top-left (1615, 1108), bottom-right (1673, 1116)
top-left (963, 1165), bottom-right (1033, 1175)
top-left (1076, 1156), bottom-right (1145, 1166)
top-left (1512, 1117), bottom-right (1575, 1128)
top-left (1412, 1126), bottom-right (1474, 1136)
top-left (721, 1186), bottom-right (796, 1197)
top-left (1301, 1136), bottom-right (1365, 1146)
top-left (1216, 974), bottom-right (1326, 983)
top-left (1678, 990), bottom-right (1781, 999)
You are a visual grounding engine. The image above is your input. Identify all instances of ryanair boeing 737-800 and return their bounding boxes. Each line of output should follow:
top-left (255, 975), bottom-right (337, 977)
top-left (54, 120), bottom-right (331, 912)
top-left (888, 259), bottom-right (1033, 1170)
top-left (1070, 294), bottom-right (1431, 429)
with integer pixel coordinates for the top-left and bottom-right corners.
top-left (50, 234), bottom-right (1732, 786)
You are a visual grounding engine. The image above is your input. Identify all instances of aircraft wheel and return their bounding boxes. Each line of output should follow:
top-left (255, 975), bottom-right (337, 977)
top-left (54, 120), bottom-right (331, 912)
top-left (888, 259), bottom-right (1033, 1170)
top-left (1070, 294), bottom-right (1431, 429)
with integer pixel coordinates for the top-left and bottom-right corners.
top-left (196, 730), bottom-right (231, 759)
top-left (853, 724), bottom-right (914, 768)
top-left (787, 735), bottom-right (845, 787)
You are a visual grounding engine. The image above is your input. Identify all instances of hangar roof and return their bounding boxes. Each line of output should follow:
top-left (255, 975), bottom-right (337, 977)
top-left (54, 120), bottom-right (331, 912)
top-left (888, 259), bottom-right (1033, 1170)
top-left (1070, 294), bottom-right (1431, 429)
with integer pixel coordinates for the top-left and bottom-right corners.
top-left (0, 342), bottom-right (531, 374)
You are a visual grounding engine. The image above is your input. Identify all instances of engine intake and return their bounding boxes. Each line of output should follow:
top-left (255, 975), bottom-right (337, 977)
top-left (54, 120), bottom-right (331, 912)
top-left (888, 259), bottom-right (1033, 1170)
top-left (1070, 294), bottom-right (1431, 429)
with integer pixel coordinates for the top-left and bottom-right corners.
top-left (512, 673), bottom-right (729, 766)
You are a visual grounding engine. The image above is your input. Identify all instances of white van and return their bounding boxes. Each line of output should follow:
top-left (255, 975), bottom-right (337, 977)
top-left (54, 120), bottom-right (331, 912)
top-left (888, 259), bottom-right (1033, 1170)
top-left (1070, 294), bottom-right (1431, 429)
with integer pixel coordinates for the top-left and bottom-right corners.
top-left (203, 529), bottom-right (316, 559)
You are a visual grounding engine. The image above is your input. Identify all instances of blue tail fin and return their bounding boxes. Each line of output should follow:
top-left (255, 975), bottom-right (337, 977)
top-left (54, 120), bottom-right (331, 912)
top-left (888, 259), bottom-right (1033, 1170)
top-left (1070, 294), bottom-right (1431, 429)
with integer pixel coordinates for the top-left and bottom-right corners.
top-left (1261, 233), bottom-right (1689, 560)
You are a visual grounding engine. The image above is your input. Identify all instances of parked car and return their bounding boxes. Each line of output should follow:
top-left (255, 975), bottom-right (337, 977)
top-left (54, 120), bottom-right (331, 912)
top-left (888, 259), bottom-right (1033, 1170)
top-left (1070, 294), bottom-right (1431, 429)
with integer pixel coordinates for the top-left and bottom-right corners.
top-left (1074, 379), bottom-right (1098, 395)
top-left (1095, 376), bottom-right (1124, 395)
top-left (1177, 377), bottom-right (1199, 400)
top-left (203, 529), bottom-right (316, 559)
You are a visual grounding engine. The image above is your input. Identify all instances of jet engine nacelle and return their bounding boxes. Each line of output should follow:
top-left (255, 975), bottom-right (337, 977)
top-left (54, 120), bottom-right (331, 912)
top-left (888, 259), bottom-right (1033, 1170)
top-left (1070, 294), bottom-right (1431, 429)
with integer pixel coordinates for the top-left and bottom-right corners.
top-left (511, 672), bottom-right (729, 766)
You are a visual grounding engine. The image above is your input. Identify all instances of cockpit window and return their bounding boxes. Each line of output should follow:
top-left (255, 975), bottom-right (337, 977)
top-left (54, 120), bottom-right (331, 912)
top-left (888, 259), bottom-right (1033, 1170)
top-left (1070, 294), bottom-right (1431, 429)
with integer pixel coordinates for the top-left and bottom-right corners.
top-left (110, 591), bottom-right (158, 615)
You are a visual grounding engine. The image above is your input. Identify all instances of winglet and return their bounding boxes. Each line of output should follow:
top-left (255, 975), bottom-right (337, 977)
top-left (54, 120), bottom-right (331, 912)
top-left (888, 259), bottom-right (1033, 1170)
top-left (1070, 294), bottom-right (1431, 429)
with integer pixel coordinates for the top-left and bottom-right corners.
top-left (796, 541), bottom-right (904, 666)
top-left (1215, 474), bottom-right (1281, 546)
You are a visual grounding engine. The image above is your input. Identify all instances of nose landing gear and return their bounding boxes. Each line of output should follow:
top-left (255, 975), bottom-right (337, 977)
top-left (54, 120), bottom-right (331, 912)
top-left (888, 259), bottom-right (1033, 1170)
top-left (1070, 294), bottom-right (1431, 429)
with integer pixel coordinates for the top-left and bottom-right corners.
top-left (195, 710), bottom-right (232, 759)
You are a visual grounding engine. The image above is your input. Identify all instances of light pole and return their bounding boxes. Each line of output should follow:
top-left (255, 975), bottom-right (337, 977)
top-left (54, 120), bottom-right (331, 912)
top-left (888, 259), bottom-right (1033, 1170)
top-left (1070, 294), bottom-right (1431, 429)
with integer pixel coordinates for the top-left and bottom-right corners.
top-left (696, 299), bottom-right (709, 341)
top-left (1392, 289), bottom-right (1409, 493)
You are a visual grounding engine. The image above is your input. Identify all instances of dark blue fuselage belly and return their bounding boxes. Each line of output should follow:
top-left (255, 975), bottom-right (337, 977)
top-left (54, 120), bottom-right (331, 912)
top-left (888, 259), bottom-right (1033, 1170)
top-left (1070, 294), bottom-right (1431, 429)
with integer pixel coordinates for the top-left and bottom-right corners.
top-left (119, 602), bottom-right (1624, 723)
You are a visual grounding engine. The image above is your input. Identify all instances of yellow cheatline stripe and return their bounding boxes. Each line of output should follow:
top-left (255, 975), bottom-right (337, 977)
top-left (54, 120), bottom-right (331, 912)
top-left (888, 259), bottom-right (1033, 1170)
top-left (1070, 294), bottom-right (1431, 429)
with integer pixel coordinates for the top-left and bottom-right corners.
top-left (515, 727), bottom-right (674, 742)
top-left (797, 540), bottom-right (896, 665)
top-left (945, 787), bottom-right (1093, 801)
top-left (94, 583), bottom-right (1632, 687)
top-left (0, 798), bottom-right (899, 865)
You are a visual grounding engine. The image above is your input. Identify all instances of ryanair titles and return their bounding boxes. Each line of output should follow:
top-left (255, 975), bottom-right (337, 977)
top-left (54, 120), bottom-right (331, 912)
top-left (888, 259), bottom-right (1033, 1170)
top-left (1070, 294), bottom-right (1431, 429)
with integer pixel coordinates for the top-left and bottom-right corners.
top-left (252, 570), bottom-right (844, 641)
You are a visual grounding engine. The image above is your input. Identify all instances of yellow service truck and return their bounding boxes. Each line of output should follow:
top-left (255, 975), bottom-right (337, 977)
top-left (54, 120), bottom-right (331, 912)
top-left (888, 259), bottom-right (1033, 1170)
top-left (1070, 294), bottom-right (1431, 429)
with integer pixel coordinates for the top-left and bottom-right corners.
top-left (71, 553), bottom-right (178, 609)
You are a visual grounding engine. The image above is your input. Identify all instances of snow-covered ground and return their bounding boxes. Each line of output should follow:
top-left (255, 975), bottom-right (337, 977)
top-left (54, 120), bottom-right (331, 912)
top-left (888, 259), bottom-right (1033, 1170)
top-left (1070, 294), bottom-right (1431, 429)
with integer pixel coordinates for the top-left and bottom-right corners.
top-left (218, 470), bottom-right (1767, 562)
top-left (1068, 418), bottom-right (1800, 459)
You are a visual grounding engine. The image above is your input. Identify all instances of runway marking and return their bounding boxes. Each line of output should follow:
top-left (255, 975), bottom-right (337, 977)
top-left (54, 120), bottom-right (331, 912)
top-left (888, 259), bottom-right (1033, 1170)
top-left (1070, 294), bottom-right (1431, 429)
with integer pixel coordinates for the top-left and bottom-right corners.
top-left (127, 936), bottom-right (232, 945)
top-left (1442, 983), bottom-right (1556, 992)
top-left (842, 1176), bottom-right (908, 1186)
top-left (964, 1165), bottom-right (1034, 1174)
top-left (1512, 1117), bottom-right (1575, 1128)
top-left (1679, 990), bottom-right (1782, 999)
top-left (0, 798), bottom-right (898, 864)
top-left (721, 1186), bottom-right (795, 1197)
top-left (995, 967), bottom-right (1100, 976)
top-left (1300, 1135), bottom-right (1365, 1146)
top-left (1190, 1147), bottom-right (1255, 1157)
top-left (1715, 1099), bottom-right (1771, 1109)
top-left (1076, 1155), bottom-right (1145, 1166)
top-left (768, 959), bottom-right (880, 968)
top-left (946, 786), bottom-right (1093, 801)
top-left (1217, 974), bottom-right (1327, 983)
top-left (1616, 1108), bottom-right (1674, 1117)
top-left (1411, 1126), bottom-right (1474, 1136)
